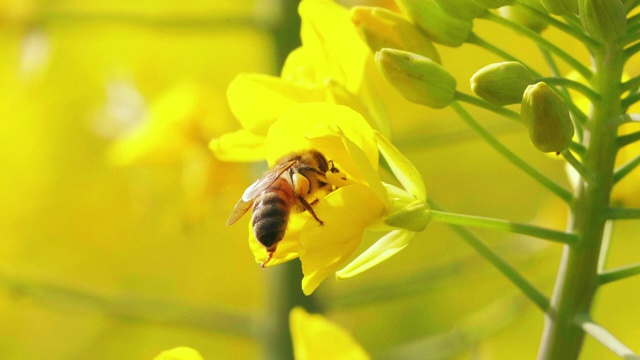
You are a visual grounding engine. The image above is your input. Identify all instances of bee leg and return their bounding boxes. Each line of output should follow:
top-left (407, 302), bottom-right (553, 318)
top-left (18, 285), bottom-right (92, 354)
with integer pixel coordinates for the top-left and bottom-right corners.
top-left (298, 196), bottom-right (324, 226)
top-left (261, 249), bottom-right (275, 268)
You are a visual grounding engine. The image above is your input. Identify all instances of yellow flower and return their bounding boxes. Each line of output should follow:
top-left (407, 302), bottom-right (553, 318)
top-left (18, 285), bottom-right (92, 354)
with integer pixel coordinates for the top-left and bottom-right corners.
top-left (154, 347), bottom-right (203, 360)
top-left (290, 307), bottom-right (370, 360)
top-left (228, 101), bottom-right (429, 294)
top-left (210, 0), bottom-right (390, 162)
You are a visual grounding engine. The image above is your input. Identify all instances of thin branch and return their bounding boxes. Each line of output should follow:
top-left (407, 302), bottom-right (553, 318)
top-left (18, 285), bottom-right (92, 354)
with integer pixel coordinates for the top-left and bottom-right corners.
top-left (515, 2), bottom-right (599, 49)
top-left (429, 200), bottom-right (551, 313)
top-left (483, 11), bottom-right (592, 80)
top-left (454, 92), bottom-right (522, 122)
top-left (621, 75), bottom-right (640, 92)
top-left (562, 149), bottom-right (596, 184)
top-left (618, 130), bottom-right (640, 148)
top-left (466, 32), bottom-right (542, 78)
top-left (570, 141), bottom-right (587, 156)
top-left (624, 41), bottom-right (640, 59)
top-left (430, 210), bottom-right (578, 245)
top-left (607, 207), bottom-right (640, 220)
top-left (575, 313), bottom-right (640, 359)
top-left (599, 262), bottom-right (640, 285)
top-left (451, 102), bottom-right (574, 203)
top-left (613, 153), bottom-right (640, 183)
top-left (536, 77), bottom-right (600, 102)
top-left (622, 92), bottom-right (640, 109)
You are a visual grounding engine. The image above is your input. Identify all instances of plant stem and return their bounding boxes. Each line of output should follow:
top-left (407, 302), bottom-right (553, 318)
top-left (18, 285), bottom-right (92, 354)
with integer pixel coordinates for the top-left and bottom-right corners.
top-left (538, 43), bottom-right (623, 359)
top-left (562, 150), bottom-right (596, 184)
top-left (466, 32), bottom-right (542, 78)
top-left (617, 130), bottom-right (640, 148)
top-left (483, 12), bottom-right (592, 80)
top-left (454, 92), bottom-right (521, 122)
top-left (429, 210), bottom-right (578, 245)
top-left (536, 77), bottom-right (599, 102)
top-left (428, 201), bottom-right (550, 312)
top-left (450, 102), bottom-right (573, 203)
top-left (607, 207), bottom-right (640, 220)
top-left (575, 313), bottom-right (640, 359)
top-left (599, 262), bottom-right (640, 285)
top-left (613, 153), bottom-right (640, 183)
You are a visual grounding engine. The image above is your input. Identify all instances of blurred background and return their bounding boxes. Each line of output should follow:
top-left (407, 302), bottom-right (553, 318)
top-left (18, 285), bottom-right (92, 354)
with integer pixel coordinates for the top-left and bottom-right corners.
top-left (0, 0), bottom-right (638, 359)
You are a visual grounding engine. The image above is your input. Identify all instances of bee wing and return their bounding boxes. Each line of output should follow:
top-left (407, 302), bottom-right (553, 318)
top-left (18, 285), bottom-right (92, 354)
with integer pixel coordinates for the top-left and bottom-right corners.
top-left (226, 160), bottom-right (296, 226)
top-left (226, 198), bottom-right (254, 226)
top-left (240, 160), bottom-right (296, 201)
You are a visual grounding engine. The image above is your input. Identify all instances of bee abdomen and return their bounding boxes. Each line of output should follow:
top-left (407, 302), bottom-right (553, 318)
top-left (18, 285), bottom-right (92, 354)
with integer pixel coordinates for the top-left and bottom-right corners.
top-left (252, 190), bottom-right (293, 249)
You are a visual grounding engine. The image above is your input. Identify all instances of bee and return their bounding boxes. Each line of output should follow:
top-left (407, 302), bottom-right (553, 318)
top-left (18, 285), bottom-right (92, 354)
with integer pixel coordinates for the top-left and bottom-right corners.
top-left (227, 150), bottom-right (338, 267)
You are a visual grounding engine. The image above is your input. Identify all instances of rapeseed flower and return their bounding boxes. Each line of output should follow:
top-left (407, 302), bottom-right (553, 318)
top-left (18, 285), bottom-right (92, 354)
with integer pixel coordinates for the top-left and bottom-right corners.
top-left (290, 307), bottom-right (369, 360)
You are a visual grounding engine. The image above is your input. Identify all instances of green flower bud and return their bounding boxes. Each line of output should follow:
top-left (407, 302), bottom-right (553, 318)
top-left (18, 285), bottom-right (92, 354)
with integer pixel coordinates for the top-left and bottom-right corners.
top-left (376, 48), bottom-right (456, 109)
top-left (521, 82), bottom-right (575, 153)
top-left (471, 0), bottom-right (515, 9)
top-left (385, 201), bottom-right (431, 232)
top-left (395, 0), bottom-right (472, 47)
top-left (433, 0), bottom-right (486, 21)
top-left (350, 7), bottom-right (440, 63)
top-left (499, 1), bottom-right (549, 33)
top-left (471, 61), bottom-right (535, 106)
top-left (579, 0), bottom-right (626, 43)
top-left (540, 0), bottom-right (578, 15)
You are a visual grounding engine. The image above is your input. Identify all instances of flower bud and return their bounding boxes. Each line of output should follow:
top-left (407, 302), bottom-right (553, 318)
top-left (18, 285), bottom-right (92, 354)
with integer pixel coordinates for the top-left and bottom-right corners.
top-left (499, 0), bottom-right (549, 33)
top-left (433, 0), bottom-right (486, 21)
top-left (395, 0), bottom-right (472, 47)
top-left (579, 0), bottom-right (626, 43)
top-left (471, 61), bottom-right (535, 106)
top-left (521, 82), bottom-right (575, 153)
top-left (350, 6), bottom-right (440, 62)
top-left (540, 0), bottom-right (578, 15)
top-left (471, 0), bottom-right (515, 8)
top-left (376, 48), bottom-right (456, 109)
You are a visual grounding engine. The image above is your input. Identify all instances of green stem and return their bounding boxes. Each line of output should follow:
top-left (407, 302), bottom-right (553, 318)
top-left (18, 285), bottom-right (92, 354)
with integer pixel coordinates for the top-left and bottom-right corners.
top-left (570, 141), bottom-right (587, 157)
top-left (536, 77), bottom-right (599, 102)
top-left (607, 207), bottom-right (640, 219)
top-left (450, 102), bottom-right (574, 203)
top-left (538, 42), bottom-right (623, 359)
top-left (623, 41), bottom-right (640, 59)
top-left (430, 210), bottom-right (578, 245)
top-left (429, 200), bottom-right (550, 312)
top-left (621, 75), bottom-right (640, 92)
top-left (613, 152), bottom-right (640, 183)
top-left (454, 92), bottom-right (521, 122)
top-left (617, 130), bottom-right (640, 148)
top-left (466, 32), bottom-right (542, 78)
top-left (562, 150), bottom-right (596, 184)
top-left (599, 262), bottom-right (640, 285)
top-left (574, 313), bottom-right (640, 359)
top-left (621, 91), bottom-right (640, 109)
top-left (514, 3), bottom-right (599, 49)
top-left (483, 11), bottom-right (592, 80)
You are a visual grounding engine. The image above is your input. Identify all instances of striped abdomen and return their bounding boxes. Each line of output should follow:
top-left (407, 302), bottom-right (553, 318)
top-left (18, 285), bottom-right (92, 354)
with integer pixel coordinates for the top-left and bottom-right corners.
top-left (251, 177), bottom-right (295, 251)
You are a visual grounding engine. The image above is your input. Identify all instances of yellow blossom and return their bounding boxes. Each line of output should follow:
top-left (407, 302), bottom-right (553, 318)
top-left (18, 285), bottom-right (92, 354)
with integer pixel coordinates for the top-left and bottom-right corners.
top-left (210, 0), bottom-right (394, 163)
top-left (290, 307), bottom-right (370, 360)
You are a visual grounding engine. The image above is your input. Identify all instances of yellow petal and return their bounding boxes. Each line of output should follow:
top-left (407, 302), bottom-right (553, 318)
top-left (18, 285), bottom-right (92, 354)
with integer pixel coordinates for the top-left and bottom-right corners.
top-left (300, 184), bottom-right (385, 295)
top-left (154, 347), bottom-right (203, 360)
top-left (336, 230), bottom-right (415, 279)
top-left (227, 73), bottom-right (326, 134)
top-left (209, 129), bottom-right (267, 162)
top-left (265, 103), bottom-right (377, 168)
top-left (298, 0), bottom-right (369, 94)
top-left (290, 307), bottom-right (370, 360)
top-left (374, 131), bottom-right (427, 202)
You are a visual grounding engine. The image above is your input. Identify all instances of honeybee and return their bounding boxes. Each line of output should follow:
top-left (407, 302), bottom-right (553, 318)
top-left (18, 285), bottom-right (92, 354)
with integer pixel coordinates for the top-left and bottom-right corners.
top-left (227, 150), bottom-right (338, 267)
